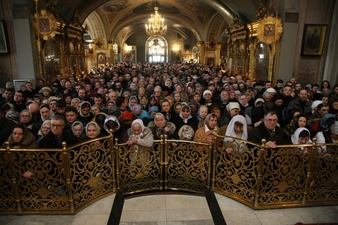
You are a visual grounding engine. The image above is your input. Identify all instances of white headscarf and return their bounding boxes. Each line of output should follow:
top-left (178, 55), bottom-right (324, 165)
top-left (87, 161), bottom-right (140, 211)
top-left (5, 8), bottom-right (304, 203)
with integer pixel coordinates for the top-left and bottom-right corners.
top-left (291, 127), bottom-right (312, 145)
top-left (225, 115), bottom-right (248, 140)
top-left (131, 119), bottom-right (145, 131)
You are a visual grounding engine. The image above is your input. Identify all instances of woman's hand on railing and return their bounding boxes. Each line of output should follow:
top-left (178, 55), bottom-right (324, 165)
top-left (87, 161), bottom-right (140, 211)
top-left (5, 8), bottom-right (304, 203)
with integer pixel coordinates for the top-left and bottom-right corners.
top-left (127, 137), bottom-right (138, 145)
top-left (226, 147), bottom-right (234, 154)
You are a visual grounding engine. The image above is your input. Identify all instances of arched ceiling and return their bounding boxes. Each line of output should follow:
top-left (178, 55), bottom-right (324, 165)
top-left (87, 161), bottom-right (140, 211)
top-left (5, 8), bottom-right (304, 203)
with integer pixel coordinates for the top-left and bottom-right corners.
top-left (55, 0), bottom-right (265, 45)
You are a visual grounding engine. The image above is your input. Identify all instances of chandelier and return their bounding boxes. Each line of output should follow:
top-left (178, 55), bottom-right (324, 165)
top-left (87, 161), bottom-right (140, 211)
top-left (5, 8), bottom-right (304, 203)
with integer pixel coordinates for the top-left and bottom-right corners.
top-left (145, 4), bottom-right (167, 36)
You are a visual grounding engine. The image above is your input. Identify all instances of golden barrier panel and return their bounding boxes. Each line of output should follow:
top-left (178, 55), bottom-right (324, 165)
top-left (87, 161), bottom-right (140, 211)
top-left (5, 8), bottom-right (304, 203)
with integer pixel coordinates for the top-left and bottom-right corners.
top-left (212, 134), bottom-right (338, 209)
top-left (1, 134), bottom-right (338, 214)
top-left (0, 146), bottom-right (69, 214)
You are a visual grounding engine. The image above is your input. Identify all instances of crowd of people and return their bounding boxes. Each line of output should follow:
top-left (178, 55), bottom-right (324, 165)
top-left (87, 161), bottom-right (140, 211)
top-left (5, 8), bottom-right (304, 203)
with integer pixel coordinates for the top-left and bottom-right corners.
top-left (1, 62), bottom-right (338, 151)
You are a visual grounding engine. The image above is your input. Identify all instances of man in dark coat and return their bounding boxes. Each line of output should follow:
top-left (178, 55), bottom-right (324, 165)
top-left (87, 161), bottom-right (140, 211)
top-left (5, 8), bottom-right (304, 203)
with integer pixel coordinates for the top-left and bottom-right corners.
top-left (248, 110), bottom-right (286, 148)
top-left (39, 115), bottom-right (78, 148)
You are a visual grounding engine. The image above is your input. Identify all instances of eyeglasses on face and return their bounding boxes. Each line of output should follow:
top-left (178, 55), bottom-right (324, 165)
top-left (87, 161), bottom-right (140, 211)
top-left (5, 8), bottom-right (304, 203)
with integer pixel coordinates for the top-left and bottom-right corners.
top-left (51, 124), bottom-right (63, 128)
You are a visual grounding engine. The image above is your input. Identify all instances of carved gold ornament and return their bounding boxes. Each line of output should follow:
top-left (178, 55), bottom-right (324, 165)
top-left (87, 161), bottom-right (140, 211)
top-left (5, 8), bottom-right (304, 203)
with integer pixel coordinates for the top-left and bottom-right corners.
top-left (257, 16), bottom-right (283, 44)
top-left (34, 9), bottom-right (57, 40)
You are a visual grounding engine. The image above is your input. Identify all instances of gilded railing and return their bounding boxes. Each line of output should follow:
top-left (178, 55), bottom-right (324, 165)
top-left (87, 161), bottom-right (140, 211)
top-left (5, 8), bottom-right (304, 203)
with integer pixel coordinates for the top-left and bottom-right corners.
top-left (0, 133), bottom-right (337, 214)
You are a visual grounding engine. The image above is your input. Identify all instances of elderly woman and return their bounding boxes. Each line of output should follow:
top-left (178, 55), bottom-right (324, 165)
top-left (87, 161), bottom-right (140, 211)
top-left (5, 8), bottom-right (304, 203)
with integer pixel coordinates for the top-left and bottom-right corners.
top-left (37, 119), bottom-right (51, 141)
top-left (219, 115), bottom-right (250, 154)
top-left (127, 119), bottom-right (154, 147)
top-left (19, 109), bottom-right (33, 129)
top-left (1, 124), bottom-right (38, 148)
top-left (79, 121), bottom-right (102, 143)
top-left (71, 121), bottom-right (84, 141)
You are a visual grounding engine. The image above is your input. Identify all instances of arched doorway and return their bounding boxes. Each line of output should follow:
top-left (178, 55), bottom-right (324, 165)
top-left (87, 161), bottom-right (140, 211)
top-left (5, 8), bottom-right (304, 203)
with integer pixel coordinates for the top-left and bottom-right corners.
top-left (146, 36), bottom-right (167, 62)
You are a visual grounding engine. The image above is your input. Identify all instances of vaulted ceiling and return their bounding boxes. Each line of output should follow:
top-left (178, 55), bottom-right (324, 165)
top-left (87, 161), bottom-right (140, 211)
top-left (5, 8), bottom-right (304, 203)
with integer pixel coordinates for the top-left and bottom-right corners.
top-left (53, 0), bottom-right (269, 45)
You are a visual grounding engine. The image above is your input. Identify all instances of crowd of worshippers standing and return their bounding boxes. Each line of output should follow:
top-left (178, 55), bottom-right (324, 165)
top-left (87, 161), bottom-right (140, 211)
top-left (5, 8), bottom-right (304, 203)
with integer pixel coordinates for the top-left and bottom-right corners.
top-left (1, 62), bottom-right (338, 156)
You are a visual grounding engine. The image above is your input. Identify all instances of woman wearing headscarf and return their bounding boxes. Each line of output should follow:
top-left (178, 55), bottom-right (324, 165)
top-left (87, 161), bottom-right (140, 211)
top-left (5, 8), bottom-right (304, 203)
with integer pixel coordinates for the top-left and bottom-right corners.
top-left (175, 103), bottom-right (198, 140)
top-left (79, 121), bottom-right (102, 143)
top-left (130, 103), bottom-right (151, 127)
top-left (315, 114), bottom-right (338, 146)
top-left (193, 113), bottom-right (218, 144)
top-left (78, 101), bottom-right (94, 126)
top-left (220, 115), bottom-right (250, 154)
top-left (103, 115), bottom-right (128, 143)
top-left (148, 112), bottom-right (176, 140)
top-left (71, 121), bottom-right (85, 141)
top-left (127, 119), bottom-right (154, 147)
top-left (1, 124), bottom-right (38, 148)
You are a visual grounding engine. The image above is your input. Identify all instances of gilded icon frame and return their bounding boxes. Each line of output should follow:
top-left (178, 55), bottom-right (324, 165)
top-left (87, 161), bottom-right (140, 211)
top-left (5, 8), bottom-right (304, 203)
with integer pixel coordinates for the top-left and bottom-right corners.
top-left (301, 24), bottom-right (327, 56)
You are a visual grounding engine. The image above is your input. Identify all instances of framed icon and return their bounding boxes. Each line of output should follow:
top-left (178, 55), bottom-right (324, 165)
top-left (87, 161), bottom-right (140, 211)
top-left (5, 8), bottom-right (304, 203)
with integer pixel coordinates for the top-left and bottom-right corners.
top-left (301, 24), bottom-right (327, 56)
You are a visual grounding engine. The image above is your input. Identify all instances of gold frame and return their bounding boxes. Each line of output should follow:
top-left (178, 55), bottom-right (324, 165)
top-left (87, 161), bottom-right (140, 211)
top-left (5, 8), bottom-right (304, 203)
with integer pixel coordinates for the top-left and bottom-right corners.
top-left (257, 16), bottom-right (283, 45)
top-left (34, 10), bottom-right (57, 40)
top-left (301, 24), bottom-right (327, 56)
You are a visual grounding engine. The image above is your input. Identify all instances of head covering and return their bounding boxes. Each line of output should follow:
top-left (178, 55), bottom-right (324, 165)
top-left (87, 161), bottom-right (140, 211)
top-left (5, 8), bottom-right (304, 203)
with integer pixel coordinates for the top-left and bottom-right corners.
top-left (10, 124), bottom-right (29, 145)
top-left (228, 90), bottom-right (235, 95)
top-left (319, 113), bottom-right (336, 132)
top-left (266, 88), bottom-right (277, 93)
top-left (34, 94), bottom-right (43, 102)
top-left (3, 102), bottom-right (15, 111)
top-left (120, 111), bottom-right (133, 121)
top-left (255, 98), bottom-right (264, 107)
top-left (225, 115), bottom-right (248, 140)
top-left (330, 120), bottom-right (338, 135)
top-left (41, 86), bottom-right (52, 93)
top-left (148, 106), bottom-right (159, 114)
top-left (179, 103), bottom-right (192, 122)
top-left (71, 121), bottom-right (84, 134)
top-left (103, 115), bottom-right (121, 133)
top-left (25, 100), bottom-right (34, 107)
top-left (47, 96), bottom-right (58, 104)
top-left (130, 104), bottom-right (142, 115)
top-left (291, 127), bottom-right (312, 144)
top-left (234, 90), bottom-right (241, 96)
top-left (226, 102), bottom-right (240, 112)
top-left (311, 100), bottom-right (323, 114)
top-left (85, 121), bottom-right (101, 138)
top-left (128, 96), bottom-right (138, 108)
top-left (131, 119), bottom-right (145, 131)
top-left (106, 100), bottom-right (115, 107)
top-left (79, 101), bottom-right (92, 117)
top-left (6, 109), bottom-right (19, 121)
top-left (203, 90), bottom-right (212, 98)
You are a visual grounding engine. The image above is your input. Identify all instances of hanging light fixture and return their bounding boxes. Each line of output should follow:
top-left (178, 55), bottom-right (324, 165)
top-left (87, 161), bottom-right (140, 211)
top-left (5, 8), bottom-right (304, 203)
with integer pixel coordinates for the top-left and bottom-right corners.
top-left (145, 1), bottom-right (167, 36)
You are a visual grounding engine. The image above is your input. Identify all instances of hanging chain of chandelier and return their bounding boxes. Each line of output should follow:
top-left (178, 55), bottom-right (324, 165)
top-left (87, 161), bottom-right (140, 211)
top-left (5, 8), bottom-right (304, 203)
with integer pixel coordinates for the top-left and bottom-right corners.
top-left (145, 6), bottom-right (167, 36)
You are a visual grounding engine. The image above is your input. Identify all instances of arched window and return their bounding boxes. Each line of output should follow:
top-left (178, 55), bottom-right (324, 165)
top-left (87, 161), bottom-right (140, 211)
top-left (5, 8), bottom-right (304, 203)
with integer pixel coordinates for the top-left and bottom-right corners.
top-left (146, 36), bottom-right (167, 62)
